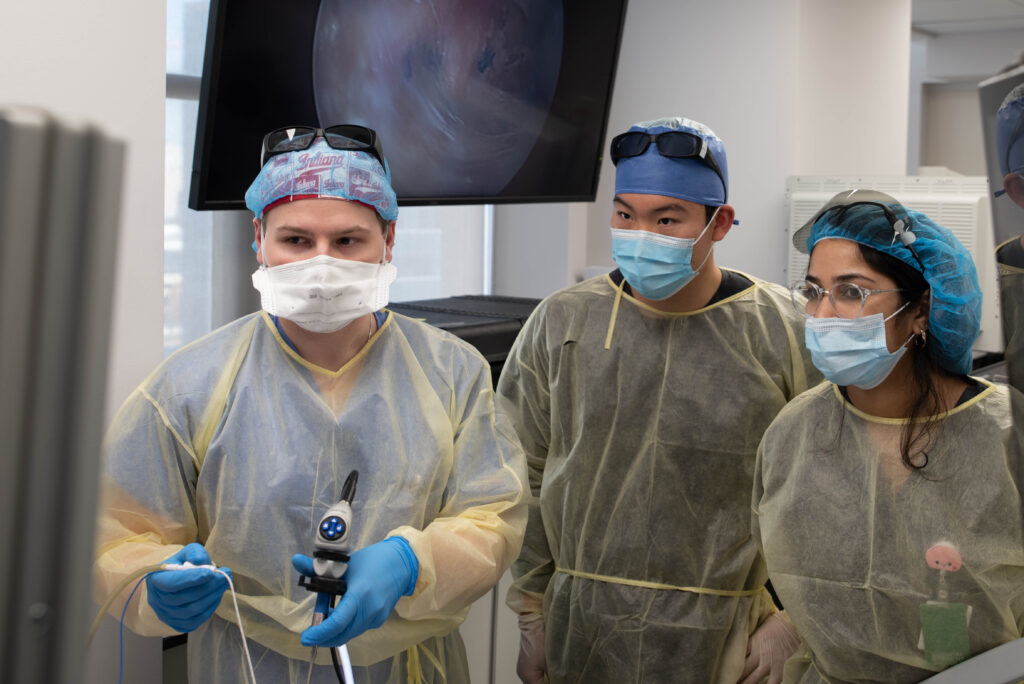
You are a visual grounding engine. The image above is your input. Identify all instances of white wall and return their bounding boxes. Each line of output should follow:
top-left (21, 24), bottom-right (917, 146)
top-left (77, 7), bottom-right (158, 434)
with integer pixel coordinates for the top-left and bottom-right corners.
top-left (492, 202), bottom-right (589, 297)
top-left (908, 31), bottom-right (929, 174)
top-left (795, 0), bottom-right (911, 177)
top-left (0, 1), bottom-right (166, 682)
top-left (925, 28), bottom-right (1024, 81)
top-left (0, 3), bottom-right (166, 415)
top-left (922, 83), bottom-right (988, 175)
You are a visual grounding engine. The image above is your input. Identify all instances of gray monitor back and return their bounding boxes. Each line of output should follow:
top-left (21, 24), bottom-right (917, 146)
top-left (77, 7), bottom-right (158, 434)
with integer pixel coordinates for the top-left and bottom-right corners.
top-left (0, 106), bottom-right (124, 684)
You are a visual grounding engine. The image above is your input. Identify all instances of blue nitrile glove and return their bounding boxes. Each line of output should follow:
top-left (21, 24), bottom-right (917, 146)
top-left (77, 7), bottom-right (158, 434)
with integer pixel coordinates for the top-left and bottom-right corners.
top-left (146, 543), bottom-right (232, 633)
top-left (292, 536), bottom-right (419, 647)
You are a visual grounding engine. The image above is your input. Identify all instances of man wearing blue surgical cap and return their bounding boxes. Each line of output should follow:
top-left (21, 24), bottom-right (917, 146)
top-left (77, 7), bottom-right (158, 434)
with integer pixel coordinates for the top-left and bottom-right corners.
top-left (497, 117), bottom-right (821, 683)
top-left (93, 125), bottom-right (527, 683)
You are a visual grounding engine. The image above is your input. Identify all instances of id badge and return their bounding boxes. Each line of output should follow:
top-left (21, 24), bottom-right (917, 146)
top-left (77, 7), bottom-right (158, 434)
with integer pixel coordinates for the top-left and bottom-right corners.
top-left (919, 600), bottom-right (971, 669)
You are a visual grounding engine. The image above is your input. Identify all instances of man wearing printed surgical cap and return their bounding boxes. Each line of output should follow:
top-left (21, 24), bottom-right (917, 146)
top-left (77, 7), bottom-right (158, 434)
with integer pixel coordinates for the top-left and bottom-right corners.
top-left (93, 125), bottom-right (527, 683)
top-left (497, 116), bottom-right (821, 683)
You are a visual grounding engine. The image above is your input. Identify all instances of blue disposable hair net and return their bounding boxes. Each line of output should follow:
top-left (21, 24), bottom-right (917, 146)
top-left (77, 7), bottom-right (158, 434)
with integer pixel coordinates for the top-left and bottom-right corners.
top-left (245, 138), bottom-right (399, 220)
top-left (996, 83), bottom-right (1024, 177)
top-left (793, 192), bottom-right (981, 375)
top-left (613, 117), bottom-right (729, 206)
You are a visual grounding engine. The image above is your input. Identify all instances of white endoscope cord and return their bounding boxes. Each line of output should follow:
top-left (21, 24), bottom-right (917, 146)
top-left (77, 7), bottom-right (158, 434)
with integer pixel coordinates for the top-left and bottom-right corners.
top-left (215, 567), bottom-right (258, 684)
top-left (98, 563), bottom-right (358, 684)
top-left (161, 563), bottom-right (258, 684)
top-left (337, 644), bottom-right (355, 684)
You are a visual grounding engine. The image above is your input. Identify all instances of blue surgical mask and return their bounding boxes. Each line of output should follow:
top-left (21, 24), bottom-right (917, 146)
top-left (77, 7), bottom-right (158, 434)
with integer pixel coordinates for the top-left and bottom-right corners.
top-left (804, 304), bottom-right (913, 389)
top-left (610, 207), bottom-right (719, 300)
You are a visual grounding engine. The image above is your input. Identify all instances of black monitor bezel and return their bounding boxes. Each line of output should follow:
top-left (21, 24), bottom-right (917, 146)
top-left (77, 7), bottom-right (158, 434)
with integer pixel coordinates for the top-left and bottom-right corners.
top-left (189, 0), bottom-right (629, 211)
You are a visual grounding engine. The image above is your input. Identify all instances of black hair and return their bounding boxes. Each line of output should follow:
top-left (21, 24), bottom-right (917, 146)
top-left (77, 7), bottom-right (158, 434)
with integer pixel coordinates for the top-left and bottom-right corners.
top-left (857, 244), bottom-right (950, 471)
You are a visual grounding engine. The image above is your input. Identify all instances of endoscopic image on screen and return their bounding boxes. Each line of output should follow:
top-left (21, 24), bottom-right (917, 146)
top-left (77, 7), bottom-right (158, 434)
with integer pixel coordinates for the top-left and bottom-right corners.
top-left (314, 0), bottom-right (563, 199)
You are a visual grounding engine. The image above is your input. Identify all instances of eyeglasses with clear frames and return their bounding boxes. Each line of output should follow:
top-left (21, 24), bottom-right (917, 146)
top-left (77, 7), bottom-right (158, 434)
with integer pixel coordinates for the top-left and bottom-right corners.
top-left (790, 281), bottom-right (904, 318)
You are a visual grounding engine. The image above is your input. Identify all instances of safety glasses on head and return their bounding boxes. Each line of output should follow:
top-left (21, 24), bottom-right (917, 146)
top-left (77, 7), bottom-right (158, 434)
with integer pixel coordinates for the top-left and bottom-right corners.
top-left (609, 130), bottom-right (726, 192)
top-left (260, 124), bottom-right (388, 170)
top-left (794, 189), bottom-right (926, 271)
top-left (790, 280), bottom-right (904, 319)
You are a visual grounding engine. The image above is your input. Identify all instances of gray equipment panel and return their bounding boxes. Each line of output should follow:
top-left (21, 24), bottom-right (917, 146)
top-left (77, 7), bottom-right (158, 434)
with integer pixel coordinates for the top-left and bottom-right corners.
top-left (0, 107), bottom-right (124, 684)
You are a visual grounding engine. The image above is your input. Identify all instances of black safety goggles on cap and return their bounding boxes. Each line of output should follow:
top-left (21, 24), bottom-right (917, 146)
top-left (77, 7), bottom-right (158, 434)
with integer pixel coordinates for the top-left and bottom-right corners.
top-left (259, 124), bottom-right (388, 171)
top-left (609, 130), bottom-right (727, 194)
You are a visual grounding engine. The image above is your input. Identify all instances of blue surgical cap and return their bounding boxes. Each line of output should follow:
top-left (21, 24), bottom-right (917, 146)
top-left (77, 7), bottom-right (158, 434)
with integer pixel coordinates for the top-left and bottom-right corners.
top-left (613, 117), bottom-right (729, 206)
top-left (795, 197), bottom-right (981, 375)
top-left (997, 83), bottom-right (1024, 177)
top-left (245, 138), bottom-right (399, 220)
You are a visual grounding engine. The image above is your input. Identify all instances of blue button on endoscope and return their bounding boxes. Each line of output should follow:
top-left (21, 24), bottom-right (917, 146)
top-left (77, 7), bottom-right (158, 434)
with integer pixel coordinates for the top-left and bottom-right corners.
top-left (319, 515), bottom-right (347, 541)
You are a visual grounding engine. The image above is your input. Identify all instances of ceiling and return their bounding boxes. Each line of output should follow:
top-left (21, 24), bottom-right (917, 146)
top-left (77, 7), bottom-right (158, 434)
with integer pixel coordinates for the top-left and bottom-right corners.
top-left (913, 0), bottom-right (1024, 33)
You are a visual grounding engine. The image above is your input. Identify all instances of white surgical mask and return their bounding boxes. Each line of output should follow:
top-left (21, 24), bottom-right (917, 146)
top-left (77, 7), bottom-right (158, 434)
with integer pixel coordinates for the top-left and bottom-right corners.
top-left (251, 252), bottom-right (397, 333)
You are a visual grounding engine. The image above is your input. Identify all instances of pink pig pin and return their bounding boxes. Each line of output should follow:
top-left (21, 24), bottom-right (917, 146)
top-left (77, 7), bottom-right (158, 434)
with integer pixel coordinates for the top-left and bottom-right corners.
top-left (926, 542), bottom-right (962, 572)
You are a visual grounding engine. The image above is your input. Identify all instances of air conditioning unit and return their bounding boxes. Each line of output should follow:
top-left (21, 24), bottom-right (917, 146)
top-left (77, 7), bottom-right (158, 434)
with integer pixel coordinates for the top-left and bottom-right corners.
top-left (785, 176), bottom-right (1003, 354)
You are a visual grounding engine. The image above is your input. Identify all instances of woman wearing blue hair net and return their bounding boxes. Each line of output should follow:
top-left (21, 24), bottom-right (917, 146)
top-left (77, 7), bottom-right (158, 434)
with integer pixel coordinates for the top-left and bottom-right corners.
top-left (93, 125), bottom-right (527, 683)
top-left (752, 190), bottom-right (1024, 682)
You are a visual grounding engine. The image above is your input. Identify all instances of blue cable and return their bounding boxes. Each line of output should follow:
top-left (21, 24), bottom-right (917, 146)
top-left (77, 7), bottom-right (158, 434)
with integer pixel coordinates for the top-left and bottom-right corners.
top-left (119, 573), bottom-right (153, 684)
top-left (314, 590), bottom-right (331, 616)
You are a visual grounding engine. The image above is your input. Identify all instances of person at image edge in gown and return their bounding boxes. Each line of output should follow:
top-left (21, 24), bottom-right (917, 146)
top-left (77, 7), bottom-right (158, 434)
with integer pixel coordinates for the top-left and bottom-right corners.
top-left (753, 190), bottom-right (1024, 683)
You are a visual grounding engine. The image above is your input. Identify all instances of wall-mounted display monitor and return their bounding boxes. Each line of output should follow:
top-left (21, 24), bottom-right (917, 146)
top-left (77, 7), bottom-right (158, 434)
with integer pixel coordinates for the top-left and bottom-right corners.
top-left (190, 0), bottom-right (629, 210)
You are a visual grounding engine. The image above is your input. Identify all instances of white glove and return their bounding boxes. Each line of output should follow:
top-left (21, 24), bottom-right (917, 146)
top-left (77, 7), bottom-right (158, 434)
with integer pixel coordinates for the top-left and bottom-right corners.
top-left (739, 611), bottom-right (800, 684)
top-left (516, 612), bottom-right (548, 684)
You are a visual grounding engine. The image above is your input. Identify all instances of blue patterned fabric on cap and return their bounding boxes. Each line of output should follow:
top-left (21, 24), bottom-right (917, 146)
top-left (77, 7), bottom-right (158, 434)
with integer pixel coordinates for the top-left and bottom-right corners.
top-left (245, 138), bottom-right (398, 220)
